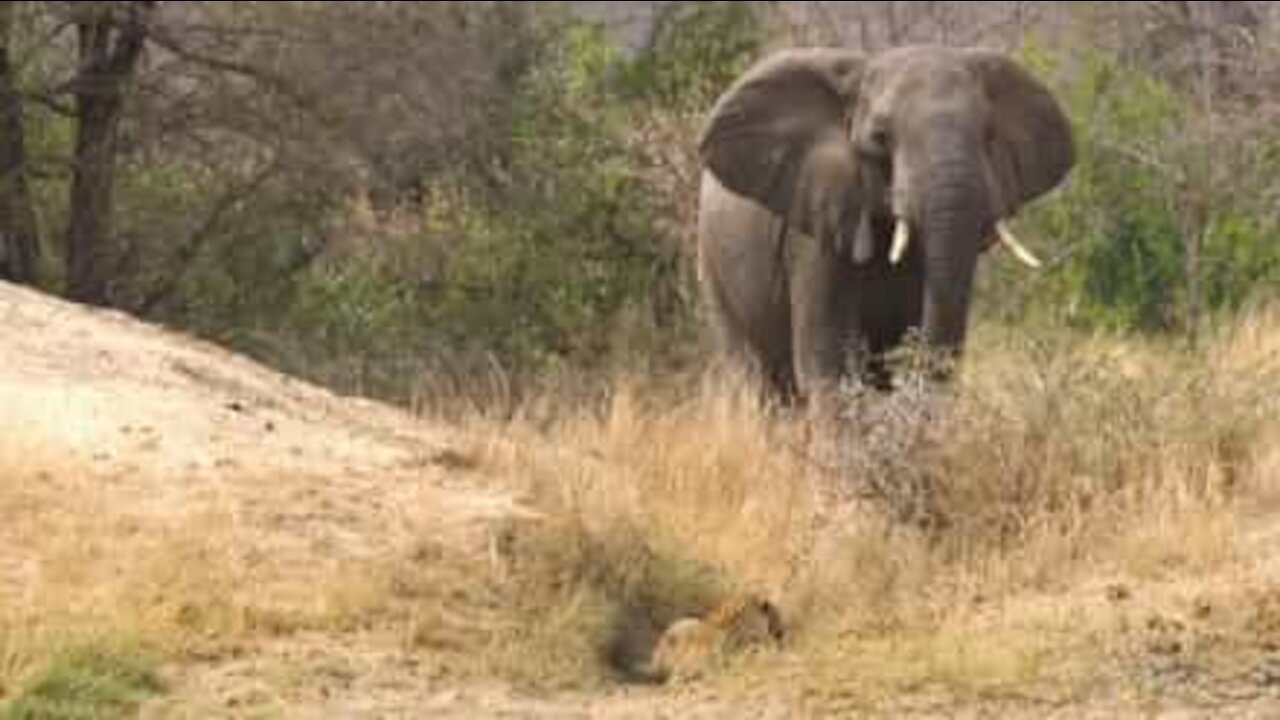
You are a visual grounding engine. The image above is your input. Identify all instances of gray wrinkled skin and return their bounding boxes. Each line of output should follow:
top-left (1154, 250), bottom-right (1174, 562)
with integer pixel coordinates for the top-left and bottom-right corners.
top-left (697, 45), bottom-right (1074, 400)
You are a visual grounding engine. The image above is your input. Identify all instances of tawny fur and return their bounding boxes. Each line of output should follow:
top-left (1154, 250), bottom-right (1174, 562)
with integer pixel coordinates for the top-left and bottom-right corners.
top-left (646, 595), bottom-right (785, 683)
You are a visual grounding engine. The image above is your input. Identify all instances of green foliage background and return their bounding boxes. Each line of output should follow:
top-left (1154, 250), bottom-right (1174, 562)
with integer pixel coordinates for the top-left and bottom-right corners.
top-left (981, 42), bottom-right (1280, 334)
top-left (13, 2), bottom-right (1280, 404)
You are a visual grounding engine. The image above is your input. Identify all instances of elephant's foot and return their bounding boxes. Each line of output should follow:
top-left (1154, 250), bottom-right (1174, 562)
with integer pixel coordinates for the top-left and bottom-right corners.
top-left (859, 358), bottom-right (896, 393)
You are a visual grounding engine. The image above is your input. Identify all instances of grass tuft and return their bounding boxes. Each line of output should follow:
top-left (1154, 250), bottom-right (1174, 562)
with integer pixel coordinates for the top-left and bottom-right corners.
top-left (2, 640), bottom-right (163, 720)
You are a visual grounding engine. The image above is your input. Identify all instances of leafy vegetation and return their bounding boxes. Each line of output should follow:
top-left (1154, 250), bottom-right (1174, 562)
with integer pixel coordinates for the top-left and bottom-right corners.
top-left (2, 642), bottom-right (163, 720)
top-left (3, 2), bottom-right (1274, 400)
top-left (990, 41), bottom-right (1280, 334)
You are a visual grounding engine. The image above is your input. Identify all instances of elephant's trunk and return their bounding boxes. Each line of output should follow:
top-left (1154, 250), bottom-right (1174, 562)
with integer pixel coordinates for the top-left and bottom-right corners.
top-left (916, 140), bottom-right (989, 374)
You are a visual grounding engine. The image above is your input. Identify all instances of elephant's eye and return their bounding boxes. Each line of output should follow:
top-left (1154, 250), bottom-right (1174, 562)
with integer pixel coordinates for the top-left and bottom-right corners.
top-left (860, 127), bottom-right (891, 159)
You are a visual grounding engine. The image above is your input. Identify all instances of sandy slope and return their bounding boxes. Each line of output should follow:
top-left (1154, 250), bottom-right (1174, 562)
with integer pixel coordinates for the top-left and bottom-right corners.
top-left (0, 282), bottom-right (778, 718)
top-left (0, 279), bottom-right (528, 588)
top-left (0, 281), bottom-right (541, 715)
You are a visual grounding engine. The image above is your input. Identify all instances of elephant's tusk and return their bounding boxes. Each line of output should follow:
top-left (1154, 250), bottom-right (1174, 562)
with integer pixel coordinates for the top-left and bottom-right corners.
top-left (889, 219), bottom-right (910, 265)
top-left (995, 220), bottom-right (1043, 269)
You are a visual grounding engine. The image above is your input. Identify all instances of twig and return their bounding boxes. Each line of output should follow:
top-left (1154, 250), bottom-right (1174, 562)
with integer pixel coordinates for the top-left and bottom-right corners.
top-left (136, 155), bottom-right (282, 315)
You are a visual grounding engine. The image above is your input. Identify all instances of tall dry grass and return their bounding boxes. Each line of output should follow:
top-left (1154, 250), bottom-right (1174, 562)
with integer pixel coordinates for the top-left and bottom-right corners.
top-left (467, 304), bottom-right (1280, 694)
top-left (2, 306), bottom-right (1277, 705)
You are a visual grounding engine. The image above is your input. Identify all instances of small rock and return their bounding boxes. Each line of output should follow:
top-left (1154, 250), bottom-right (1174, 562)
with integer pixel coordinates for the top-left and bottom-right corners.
top-left (1192, 598), bottom-right (1213, 620)
top-left (1251, 657), bottom-right (1280, 687)
top-left (1106, 583), bottom-right (1132, 602)
top-left (431, 449), bottom-right (479, 472)
top-left (1148, 636), bottom-right (1183, 655)
top-left (1145, 614), bottom-right (1186, 656)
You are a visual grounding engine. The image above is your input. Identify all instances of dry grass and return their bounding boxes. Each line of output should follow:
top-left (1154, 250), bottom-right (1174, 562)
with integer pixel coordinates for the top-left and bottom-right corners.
top-left (2, 297), bottom-right (1279, 712)
top-left (0, 460), bottom-right (516, 712)
top-left (459, 303), bottom-right (1280, 702)
top-left (0, 466), bottom-right (349, 695)
top-left (0, 427), bottom-right (497, 710)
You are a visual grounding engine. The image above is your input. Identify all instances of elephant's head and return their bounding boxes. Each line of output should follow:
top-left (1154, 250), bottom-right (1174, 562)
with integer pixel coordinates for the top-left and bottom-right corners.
top-left (699, 45), bottom-right (1074, 369)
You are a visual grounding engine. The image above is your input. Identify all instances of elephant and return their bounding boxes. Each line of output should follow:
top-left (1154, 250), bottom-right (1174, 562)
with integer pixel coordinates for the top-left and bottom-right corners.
top-left (696, 45), bottom-right (1074, 402)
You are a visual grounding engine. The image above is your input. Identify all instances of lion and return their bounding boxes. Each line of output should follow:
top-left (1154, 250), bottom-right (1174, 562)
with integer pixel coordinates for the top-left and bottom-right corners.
top-left (645, 594), bottom-right (785, 683)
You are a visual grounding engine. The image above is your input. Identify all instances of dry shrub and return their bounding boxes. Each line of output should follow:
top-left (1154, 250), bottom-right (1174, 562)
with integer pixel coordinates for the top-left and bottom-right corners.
top-left (470, 305), bottom-right (1280, 693)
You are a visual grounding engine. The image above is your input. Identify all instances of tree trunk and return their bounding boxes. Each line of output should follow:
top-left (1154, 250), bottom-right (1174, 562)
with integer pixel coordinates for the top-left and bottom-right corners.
top-left (0, 1), bottom-right (41, 284)
top-left (1181, 203), bottom-right (1204, 345)
top-left (884, 1), bottom-right (902, 46)
top-left (1182, 0), bottom-right (1221, 348)
top-left (65, 1), bottom-right (153, 306)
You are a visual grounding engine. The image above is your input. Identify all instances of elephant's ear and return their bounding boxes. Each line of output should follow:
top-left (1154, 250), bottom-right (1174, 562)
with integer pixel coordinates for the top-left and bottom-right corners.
top-left (699, 48), bottom-right (866, 245)
top-left (965, 50), bottom-right (1075, 213)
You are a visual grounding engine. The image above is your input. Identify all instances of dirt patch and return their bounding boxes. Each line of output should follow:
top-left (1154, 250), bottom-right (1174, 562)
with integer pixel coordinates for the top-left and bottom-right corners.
top-left (0, 281), bottom-right (532, 711)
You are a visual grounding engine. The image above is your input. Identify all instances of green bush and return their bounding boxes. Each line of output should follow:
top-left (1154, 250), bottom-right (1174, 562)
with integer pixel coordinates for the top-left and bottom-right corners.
top-left (420, 24), bottom-right (652, 371)
top-left (421, 6), bottom-right (762, 379)
top-left (618, 1), bottom-right (765, 110)
top-left (981, 44), bottom-right (1280, 335)
top-left (152, 5), bottom-right (767, 399)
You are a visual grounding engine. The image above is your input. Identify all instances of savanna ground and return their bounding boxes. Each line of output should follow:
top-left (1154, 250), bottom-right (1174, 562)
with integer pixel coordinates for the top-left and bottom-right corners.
top-left (3, 2), bottom-right (1280, 717)
top-left (3, 278), bottom-right (1280, 719)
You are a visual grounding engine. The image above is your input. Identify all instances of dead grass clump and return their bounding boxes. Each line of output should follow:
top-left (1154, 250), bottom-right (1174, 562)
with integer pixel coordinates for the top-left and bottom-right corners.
top-left (467, 306), bottom-right (1279, 696)
top-left (5, 299), bottom-right (1277, 705)
top-left (484, 514), bottom-right (732, 687)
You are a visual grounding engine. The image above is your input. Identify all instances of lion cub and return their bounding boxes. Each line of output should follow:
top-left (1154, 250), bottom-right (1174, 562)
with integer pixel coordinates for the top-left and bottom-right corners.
top-left (647, 595), bottom-right (785, 683)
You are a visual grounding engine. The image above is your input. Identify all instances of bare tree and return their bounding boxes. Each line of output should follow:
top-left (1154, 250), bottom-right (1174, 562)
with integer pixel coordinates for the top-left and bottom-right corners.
top-left (1, 1), bottom-right (529, 311)
top-left (0, 1), bottom-right (41, 284)
top-left (63, 0), bottom-right (155, 305)
top-left (1127, 1), bottom-right (1269, 343)
top-left (779, 2), bottom-right (1059, 52)
top-left (1086, 1), bottom-right (1278, 341)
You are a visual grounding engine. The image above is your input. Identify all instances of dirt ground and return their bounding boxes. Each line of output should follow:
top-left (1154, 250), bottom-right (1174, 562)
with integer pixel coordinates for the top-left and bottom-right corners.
top-left (3, 279), bottom-right (1280, 718)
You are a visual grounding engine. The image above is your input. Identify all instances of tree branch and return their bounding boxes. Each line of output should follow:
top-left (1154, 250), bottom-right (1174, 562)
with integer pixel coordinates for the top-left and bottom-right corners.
top-left (1093, 136), bottom-right (1188, 184)
top-left (136, 155), bottom-right (281, 316)
top-left (144, 25), bottom-right (320, 114)
top-left (21, 89), bottom-right (75, 116)
top-left (12, 17), bottom-right (74, 72)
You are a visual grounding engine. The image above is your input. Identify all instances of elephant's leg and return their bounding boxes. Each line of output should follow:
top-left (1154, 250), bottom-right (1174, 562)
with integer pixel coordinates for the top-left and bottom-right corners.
top-left (790, 232), bottom-right (859, 408)
top-left (735, 287), bottom-right (797, 403)
top-left (762, 351), bottom-right (798, 403)
top-left (860, 264), bottom-right (924, 391)
top-left (701, 263), bottom-right (764, 398)
top-left (701, 260), bottom-right (797, 403)
top-left (697, 188), bottom-right (798, 403)
top-left (699, 259), bottom-right (749, 367)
